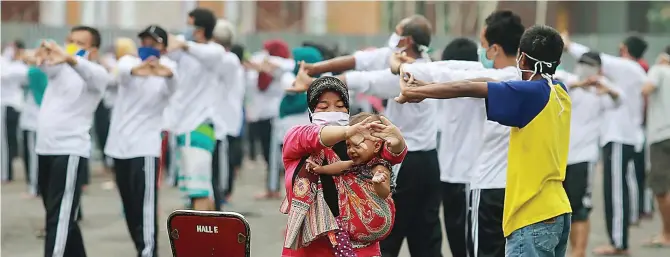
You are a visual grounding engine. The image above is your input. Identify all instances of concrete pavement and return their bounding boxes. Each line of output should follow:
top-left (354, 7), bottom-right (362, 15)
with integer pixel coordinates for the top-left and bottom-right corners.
top-left (2, 158), bottom-right (669, 257)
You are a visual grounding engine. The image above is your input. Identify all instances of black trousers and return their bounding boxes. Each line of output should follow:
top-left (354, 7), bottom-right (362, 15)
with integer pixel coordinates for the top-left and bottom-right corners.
top-left (602, 142), bottom-right (634, 250)
top-left (247, 119), bottom-right (275, 191)
top-left (38, 155), bottom-right (87, 257)
top-left (247, 119), bottom-right (272, 165)
top-left (212, 140), bottom-right (227, 211)
top-left (225, 135), bottom-right (243, 197)
top-left (380, 149), bottom-right (442, 257)
top-left (468, 188), bottom-right (505, 257)
top-left (23, 130), bottom-right (39, 195)
top-left (93, 102), bottom-right (111, 172)
top-left (441, 182), bottom-right (468, 257)
top-left (631, 147), bottom-right (653, 220)
top-left (2, 106), bottom-right (20, 181)
top-left (114, 157), bottom-right (158, 257)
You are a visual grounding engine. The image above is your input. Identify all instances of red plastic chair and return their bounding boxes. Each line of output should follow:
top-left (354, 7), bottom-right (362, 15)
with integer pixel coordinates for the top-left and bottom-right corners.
top-left (168, 210), bottom-right (251, 257)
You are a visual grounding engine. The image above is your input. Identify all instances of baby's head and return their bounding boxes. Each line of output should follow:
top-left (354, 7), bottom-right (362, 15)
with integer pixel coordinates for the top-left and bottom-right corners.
top-left (347, 112), bottom-right (383, 164)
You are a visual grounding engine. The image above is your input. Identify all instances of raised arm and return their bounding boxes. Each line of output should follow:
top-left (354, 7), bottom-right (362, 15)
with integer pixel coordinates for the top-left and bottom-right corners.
top-left (183, 42), bottom-right (224, 71)
top-left (596, 77), bottom-right (625, 109)
top-left (159, 59), bottom-right (179, 95)
top-left (305, 47), bottom-right (392, 76)
top-left (566, 41), bottom-right (644, 82)
top-left (68, 56), bottom-right (111, 92)
top-left (401, 79), bottom-right (491, 100)
top-left (339, 69), bottom-right (403, 99)
top-left (115, 55), bottom-right (139, 86)
top-left (283, 122), bottom-right (372, 160)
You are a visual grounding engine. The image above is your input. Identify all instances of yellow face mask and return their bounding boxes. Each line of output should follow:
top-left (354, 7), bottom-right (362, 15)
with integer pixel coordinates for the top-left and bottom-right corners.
top-left (65, 43), bottom-right (88, 57)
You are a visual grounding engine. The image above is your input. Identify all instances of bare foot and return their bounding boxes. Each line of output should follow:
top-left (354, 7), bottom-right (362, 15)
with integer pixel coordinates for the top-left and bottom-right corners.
top-left (642, 235), bottom-right (670, 248)
top-left (593, 245), bottom-right (629, 256)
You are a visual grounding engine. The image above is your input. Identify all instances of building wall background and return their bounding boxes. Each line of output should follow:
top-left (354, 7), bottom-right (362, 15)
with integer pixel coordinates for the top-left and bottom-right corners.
top-left (2, 0), bottom-right (669, 69)
top-left (3, 0), bottom-right (670, 34)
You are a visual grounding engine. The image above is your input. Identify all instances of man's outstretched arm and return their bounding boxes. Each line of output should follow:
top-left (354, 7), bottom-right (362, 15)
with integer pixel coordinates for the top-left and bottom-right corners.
top-left (401, 77), bottom-right (495, 100)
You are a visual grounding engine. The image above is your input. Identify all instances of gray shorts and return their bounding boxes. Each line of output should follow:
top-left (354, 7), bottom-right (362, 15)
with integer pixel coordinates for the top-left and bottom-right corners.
top-left (648, 139), bottom-right (670, 195)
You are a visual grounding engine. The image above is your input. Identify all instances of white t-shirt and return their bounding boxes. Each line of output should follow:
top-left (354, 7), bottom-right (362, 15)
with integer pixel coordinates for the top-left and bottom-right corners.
top-left (568, 43), bottom-right (646, 147)
top-left (244, 52), bottom-right (291, 123)
top-left (647, 64), bottom-right (670, 144)
top-left (104, 55), bottom-right (177, 159)
top-left (555, 70), bottom-right (624, 165)
top-left (36, 57), bottom-right (110, 157)
top-left (1, 59), bottom-right (28, 110)
top-left (167, 41), bottom-right (227, 134)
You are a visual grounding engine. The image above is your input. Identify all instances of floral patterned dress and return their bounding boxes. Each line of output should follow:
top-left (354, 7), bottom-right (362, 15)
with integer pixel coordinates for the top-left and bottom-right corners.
top-left (280, 125), bottom-right (406, 257)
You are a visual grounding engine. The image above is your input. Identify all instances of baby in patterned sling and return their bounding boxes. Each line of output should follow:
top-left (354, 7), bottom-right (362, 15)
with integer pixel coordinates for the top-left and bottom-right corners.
top-left (305, 112), bottom-right (396, 257)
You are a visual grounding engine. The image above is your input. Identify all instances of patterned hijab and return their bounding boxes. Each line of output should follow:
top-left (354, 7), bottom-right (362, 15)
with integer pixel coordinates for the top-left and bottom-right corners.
top-left (306, 76), bottom-right (349, 113)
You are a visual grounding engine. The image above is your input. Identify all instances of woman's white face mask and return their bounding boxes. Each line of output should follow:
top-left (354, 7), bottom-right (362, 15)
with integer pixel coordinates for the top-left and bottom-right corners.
top-left (311, 111), bottom-right (349, 126)
top-left (574, 63), bottom-right (599, 80)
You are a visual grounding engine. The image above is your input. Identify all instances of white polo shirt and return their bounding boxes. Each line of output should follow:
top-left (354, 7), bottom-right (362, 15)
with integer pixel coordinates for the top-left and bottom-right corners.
top-left (36, 57), bottom-right (110, 157)
top-left (104, 55), bottom-right (178, 159)
top-left (344, 47), bottom-right (438, 152)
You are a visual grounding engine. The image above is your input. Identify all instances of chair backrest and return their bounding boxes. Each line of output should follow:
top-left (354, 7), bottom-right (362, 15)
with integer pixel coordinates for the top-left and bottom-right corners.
top-left (167, 210), bottom-right (250, 257)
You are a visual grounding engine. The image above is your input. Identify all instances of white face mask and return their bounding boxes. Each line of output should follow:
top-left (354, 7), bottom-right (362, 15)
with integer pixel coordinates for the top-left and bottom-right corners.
top-left (574, 64), bottom-right (599, 80)
top-left (387, 33), bottom-right (406, 51)
top-left (311, 111), bottom-right (349, 126)
top-left (516, 52), bottom-right (565, 116)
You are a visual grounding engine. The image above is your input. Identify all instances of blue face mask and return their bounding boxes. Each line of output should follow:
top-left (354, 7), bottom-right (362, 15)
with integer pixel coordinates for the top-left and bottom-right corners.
top-left (478, 47), bottom-right (495, 69)
top-left (183, 26), bottom-right (195, 42)
top-left (138, 46), bottom-right (160, 61)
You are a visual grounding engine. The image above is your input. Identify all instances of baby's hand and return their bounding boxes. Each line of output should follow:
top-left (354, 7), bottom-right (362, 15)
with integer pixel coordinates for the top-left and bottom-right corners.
top-left (305, 159), bottom-right (323, 174)
top-left (372, 171), bottom-right (388, 184)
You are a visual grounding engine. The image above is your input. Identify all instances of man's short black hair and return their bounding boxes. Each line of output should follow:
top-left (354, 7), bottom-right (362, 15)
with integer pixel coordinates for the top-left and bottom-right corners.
top-left (13, 39), bottom-right (25, 49)
top-left (441, 38), bottom-right (478, 61)
top-left (401, 15), bottom-right (432, 53)
top-left (518, 25), bottom-right (564, 75)
top-left (302, 41), bottom-right (336, 60)
top-left (578, 51), bottom-right (602, 67)
top-left (484, 10), bottom-right (525, 56)
top-left (623, 35), bottom-right (648, 60)
top-left (188, 8), bottom-right (217, 40)
top-left (71, 26), bottom-right (101, 48)
top-left (230, 44), bottom-right (245, 62)
top-left (665, 45), bottom-right (670, 55)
